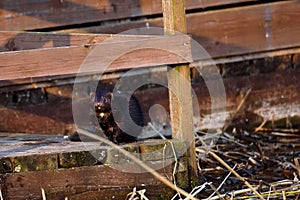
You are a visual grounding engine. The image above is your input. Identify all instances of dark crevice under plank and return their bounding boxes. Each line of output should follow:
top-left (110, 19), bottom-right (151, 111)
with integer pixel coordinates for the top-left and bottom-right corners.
top-left (0, 0), bottom-right (259, 31)
top-left (0, 57), bottom-right (299, 135)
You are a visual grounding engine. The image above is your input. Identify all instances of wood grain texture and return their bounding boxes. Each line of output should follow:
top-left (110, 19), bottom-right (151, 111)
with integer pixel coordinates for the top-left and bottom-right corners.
top-left (0, 164), bottom-right (174, 200)
top-left (0, 0), bottom-right (257, 31)
top-left (162, 0), bottom-right (198, 183)
top-left (0, 135), bottom-right (187, 199)
top-left (0, 35), bottom-right (191, 81)
top-left (0, 31), bottom-right (155, 52)
top-left (0, 134), bottom-right (186, 172)
top-left (74, 1), bottom-right (300, 58)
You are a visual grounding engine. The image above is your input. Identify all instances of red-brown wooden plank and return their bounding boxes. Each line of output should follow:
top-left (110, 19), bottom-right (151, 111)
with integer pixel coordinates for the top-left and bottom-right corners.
top-left (0, 34), bottom-right (191, 81)
top-left (74, 1), bottom-right (300, 58)
top-left (0, 164), bottom-right (174, 200)
top-left (0, 31), bottom-right (155, 52)
top-left (0, 0), bottom-right (257, 31)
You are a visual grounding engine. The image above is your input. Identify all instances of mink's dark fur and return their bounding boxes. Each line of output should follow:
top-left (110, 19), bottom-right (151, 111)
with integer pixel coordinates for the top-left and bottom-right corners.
top-left (92, 89), bottom-right (144, 144)
top-left (69, 88), bottom-right (144, 144)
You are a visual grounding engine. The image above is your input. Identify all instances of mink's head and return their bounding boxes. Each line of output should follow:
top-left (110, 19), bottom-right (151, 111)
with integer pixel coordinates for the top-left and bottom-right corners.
top-left (95, 93), bottom-right (112, 113)
top-left (90, 89), bottom-right (112, 113)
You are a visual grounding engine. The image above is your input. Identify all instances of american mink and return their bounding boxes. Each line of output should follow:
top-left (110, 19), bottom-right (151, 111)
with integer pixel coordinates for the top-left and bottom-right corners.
top-left (91, 89), bottom-right (144, 144)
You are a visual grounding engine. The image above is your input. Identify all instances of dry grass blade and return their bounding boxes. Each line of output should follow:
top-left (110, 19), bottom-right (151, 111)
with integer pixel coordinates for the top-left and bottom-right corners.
top-left (137, 189), bottom-right (149, 200)
top-left (223, 89), bottom-right (252, 131)
top-left (208, 188), bottom-right (256, 200)
top-left (41, 188), bottom-right (46, 200)
top-left (255, 119), bottom-right (267, 132)
top-left (77, 128), bottom-right (198, 200)
top-left (282, 190), bottom-right (286, 200)
top-left (295, 159), bottom-right (300, 177)
top-left (185, 182), bottom-right (211, 200)
top-left (127, 187), bottom-right (137, 200)
top-left (127, 188), bottom-right (149, 200)
top-left (208, 151), bottom-right (264, 200)
top-left (236, 189), bottom-right (300, 199)
top-left (0, 189), bottom-right (3, 200)
top-left (205, 164), bottom-right (237, 200)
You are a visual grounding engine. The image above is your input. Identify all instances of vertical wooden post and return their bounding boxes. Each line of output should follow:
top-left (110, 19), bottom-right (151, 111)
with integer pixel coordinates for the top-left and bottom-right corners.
top-left (162, 0), bottom-right (198, 186)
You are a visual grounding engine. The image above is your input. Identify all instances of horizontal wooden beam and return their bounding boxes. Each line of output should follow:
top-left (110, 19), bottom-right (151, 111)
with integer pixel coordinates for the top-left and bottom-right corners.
top-left (1, 47), bottom-right (300, 91)
top-left (0, 31), bottom-right (155, 52)
top-left (0, 34), bottom-right (191, 81)
top-left (0, 0), bottom-right (257, 31)
top-left (0, 160), bottom-right (175, 199)
top-left (73, 1), bottom-right (300, 58)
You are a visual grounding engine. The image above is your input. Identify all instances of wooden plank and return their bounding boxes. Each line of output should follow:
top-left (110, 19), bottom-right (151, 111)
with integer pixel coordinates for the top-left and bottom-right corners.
top-left (0, 134), bottom-right (190, 200)
top-left (162, 0), bottom-right (198, 185)
top-left (0, 164), bottom-right (174, 200)
top-left (73, 1), bottom-right (300, 58)
top-left (0, 34), bottom-right (191, 81)
top-left (0, 31), bottom-right (155, 52)
top-left (1, 47), bottom-right (300, 91)
top-left (0, 136), bottom-right (188, 199)
top-left (0, 0), bottom-right (257, 31)
top-left (0, 133), bottom-right (187, 171)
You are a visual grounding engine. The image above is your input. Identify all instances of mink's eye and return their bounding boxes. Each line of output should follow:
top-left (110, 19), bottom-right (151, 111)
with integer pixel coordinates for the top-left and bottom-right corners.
top-left (103, 98), bottom-right (107, 104)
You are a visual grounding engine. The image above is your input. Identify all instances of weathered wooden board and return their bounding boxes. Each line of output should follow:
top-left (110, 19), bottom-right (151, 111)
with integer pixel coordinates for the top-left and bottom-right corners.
top-left (0, 134), bottom-right (187, 199)
top-left (72, 1), bottom-right (300, 58)
top-left (0, 0), bottom-right (257, 31)
top-left (0, 31), bottom-right (156, 52)
top-left (0, 134), bottom-right (186, 171)
top-left (162, 0), bottom-right (198, 183)
top-left (0, 163), bottom-right (174, 200)
top-left (0, 34), bottom-right (191, 81)
top-left (0, 51), bottom-right (299, 135)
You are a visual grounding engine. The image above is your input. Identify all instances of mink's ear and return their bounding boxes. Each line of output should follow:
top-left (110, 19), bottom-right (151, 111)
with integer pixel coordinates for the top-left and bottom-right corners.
top-left (107, 92), bottom-right (113, 100)
top-left (89, 92), bottom-right (95, 101)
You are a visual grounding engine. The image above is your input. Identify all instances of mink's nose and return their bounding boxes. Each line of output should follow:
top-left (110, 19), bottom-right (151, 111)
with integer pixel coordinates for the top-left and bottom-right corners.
top-left (95, 103), bottom-right (102, 110)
